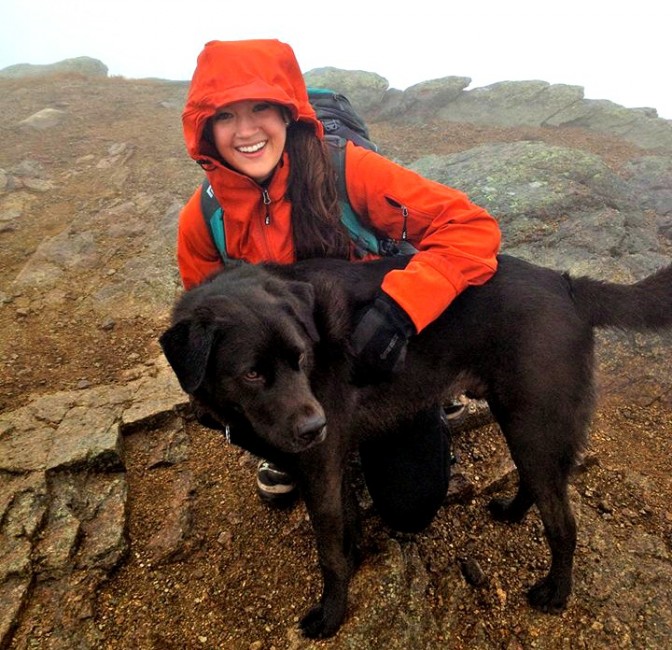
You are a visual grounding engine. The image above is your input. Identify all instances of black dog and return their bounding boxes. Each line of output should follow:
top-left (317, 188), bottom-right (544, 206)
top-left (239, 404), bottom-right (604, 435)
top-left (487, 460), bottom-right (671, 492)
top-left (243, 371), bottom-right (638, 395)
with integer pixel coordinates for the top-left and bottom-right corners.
top-left (160, 254), bottom-right (672, 638)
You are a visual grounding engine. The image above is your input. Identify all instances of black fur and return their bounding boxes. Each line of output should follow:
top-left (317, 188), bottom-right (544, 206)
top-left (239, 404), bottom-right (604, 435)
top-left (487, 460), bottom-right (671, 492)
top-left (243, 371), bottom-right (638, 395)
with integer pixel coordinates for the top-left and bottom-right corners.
top-left (160, 254), bottom-right (672, 638)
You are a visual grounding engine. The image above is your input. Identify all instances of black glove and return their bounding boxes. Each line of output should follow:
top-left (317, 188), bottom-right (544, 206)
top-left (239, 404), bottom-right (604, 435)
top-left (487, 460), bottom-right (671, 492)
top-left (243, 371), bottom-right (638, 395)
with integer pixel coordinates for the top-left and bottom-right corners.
top-left (350, 292), bottom-right (416, 384)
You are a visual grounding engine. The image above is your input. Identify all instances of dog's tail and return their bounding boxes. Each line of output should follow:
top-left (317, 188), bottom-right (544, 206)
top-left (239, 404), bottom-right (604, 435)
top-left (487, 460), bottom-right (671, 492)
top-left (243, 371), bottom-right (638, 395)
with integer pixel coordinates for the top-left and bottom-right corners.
top-left (568, 263), bottom-right (672, 331)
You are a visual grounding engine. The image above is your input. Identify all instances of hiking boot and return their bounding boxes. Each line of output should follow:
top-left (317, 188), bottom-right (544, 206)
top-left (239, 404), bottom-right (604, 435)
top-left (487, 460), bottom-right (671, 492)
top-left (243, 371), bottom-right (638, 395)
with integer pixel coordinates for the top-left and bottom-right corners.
top-left (256, 460), bottom-right (297, 506)
top-left (442, 398), bottom-right (467, 422)
top-left (441, 400), bottom-right (466, 467)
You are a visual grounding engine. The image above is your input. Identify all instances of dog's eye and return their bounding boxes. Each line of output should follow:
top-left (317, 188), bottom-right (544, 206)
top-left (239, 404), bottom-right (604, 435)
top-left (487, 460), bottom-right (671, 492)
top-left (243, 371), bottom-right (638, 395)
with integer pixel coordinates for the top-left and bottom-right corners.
top-left (243, 369), bottom-right (264, 383)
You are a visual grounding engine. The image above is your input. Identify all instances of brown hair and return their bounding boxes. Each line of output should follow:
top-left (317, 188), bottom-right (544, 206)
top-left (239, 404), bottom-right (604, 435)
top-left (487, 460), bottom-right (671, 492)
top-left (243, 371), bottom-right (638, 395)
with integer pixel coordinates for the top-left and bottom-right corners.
top-left (285, 121), bottom-right (351, 260)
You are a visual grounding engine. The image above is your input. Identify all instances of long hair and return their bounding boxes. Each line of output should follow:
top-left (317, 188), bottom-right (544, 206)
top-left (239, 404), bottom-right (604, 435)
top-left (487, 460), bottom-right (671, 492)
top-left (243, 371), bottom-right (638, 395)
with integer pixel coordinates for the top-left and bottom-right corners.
top-left (285, 121), bottom-right (351, 260)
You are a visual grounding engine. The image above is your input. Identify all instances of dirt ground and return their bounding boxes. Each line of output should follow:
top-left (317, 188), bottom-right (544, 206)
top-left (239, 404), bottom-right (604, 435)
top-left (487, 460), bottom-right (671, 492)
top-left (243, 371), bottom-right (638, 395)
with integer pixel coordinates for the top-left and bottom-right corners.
top-left (1, 75), bottom-right (671, 649)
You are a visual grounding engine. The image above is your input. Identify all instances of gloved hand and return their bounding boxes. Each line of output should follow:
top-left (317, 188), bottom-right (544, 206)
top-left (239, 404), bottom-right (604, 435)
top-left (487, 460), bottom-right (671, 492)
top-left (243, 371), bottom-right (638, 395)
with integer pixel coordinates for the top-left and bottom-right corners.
top-left (350, 292), bottom-right (416, 384)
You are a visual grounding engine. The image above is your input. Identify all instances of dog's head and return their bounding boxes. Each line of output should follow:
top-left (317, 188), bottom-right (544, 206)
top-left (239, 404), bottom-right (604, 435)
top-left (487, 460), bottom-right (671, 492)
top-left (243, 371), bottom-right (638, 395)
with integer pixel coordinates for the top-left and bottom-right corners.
top-left (160, 266), bottom-right (327, 454)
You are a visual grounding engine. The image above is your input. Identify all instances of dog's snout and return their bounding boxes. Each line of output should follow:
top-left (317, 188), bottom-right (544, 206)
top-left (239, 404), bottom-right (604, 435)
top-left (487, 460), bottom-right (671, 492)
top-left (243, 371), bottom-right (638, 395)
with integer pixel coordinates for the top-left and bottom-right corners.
top-left (297, 412), bottom-right (327, 444)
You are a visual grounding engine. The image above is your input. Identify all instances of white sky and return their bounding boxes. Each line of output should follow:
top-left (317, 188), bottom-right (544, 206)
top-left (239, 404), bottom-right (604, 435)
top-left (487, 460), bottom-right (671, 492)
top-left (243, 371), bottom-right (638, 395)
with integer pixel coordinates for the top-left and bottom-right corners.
top-left (2, 0), bottom-right (671, 119)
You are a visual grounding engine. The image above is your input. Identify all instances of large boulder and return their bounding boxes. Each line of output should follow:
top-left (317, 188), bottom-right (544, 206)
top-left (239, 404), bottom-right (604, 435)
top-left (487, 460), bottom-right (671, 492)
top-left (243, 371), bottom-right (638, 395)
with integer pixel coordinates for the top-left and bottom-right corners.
top-left (304, 67), bottom-right (389, 115)
top-left (435, 80), bottom-right (585, 127)
top-left (377, 76), bottom-right (472, 120)
top-left (546, 100), bottom-right (672, 150)
top-left (0, 57), bottom-right (108, 79)
top-left (621, 155), bottom-right (672, 228)
top-left (409, 141), bottom-right (666, 278)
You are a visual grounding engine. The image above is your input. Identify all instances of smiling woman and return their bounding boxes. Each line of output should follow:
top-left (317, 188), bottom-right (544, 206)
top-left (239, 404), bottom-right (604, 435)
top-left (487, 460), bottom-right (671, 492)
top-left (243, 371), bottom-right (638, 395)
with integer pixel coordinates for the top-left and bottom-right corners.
top-left (210, 100), bottom-right (289, 182)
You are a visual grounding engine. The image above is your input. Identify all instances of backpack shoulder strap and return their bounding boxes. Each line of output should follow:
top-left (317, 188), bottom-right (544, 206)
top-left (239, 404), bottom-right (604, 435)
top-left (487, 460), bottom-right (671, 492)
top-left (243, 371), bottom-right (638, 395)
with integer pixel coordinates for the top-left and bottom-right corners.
top-left (325, 136), bottom-right (382, 257)
top-left (325, 137), bottom-right (417, 257)
top-left (199, 179), bottom-right (228, 261)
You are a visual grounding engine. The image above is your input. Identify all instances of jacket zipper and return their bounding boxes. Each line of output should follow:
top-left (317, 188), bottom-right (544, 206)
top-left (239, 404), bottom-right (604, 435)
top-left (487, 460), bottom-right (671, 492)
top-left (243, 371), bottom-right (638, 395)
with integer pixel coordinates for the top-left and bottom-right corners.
top-left (258, 186), bottom-right (274, 259)
top-left (261, 188), bottom-right (271, 225)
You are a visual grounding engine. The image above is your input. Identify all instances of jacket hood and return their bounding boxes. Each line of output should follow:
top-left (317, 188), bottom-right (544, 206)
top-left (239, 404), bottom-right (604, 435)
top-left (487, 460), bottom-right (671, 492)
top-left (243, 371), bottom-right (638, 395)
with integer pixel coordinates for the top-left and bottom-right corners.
top-left (182, 39), bottom-right (323, 163)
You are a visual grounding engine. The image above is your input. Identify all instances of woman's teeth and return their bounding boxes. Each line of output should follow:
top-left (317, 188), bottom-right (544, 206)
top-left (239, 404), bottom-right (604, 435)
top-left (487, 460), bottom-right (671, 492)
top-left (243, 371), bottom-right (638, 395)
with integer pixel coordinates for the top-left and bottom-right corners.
top-left (237, 141), bottom-right (266, 153)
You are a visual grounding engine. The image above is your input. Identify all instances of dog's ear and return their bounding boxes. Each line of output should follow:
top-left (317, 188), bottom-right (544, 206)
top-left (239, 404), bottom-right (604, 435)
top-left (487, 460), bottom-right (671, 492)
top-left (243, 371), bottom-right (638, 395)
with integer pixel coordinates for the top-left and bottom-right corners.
top-left (159, 319), bottom-right (217, 393)
top-left (284, 281), bottom-right (319, 343)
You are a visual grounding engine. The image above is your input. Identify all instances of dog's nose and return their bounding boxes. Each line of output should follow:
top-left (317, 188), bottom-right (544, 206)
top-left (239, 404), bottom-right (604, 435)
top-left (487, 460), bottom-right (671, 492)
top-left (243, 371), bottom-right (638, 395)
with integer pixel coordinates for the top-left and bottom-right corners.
top-left (297, 414), bottom-right (327, 444)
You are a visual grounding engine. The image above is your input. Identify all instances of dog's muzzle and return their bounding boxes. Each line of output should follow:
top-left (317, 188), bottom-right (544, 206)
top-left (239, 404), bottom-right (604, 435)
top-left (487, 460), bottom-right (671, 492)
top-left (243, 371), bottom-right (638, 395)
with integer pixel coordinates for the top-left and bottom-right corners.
top-left (297, 414), bottom-right (328, 447)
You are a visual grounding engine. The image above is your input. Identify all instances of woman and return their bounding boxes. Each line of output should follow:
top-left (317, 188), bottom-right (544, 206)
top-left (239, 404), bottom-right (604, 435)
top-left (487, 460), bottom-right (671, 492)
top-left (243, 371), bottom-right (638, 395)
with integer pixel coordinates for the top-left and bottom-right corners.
top-left (177, 39), bottom-right (501, 532)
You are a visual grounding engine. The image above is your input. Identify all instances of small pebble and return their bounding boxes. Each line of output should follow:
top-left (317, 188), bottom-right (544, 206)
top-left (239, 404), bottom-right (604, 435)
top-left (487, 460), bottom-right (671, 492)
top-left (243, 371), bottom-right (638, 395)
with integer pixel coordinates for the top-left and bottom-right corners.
top-left (460, 557), bottom-right (488, 587)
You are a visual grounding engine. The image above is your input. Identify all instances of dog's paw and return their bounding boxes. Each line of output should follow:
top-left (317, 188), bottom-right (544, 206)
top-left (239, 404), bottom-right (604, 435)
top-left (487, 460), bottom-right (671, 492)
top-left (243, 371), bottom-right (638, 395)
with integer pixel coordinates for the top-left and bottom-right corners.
top-left (487, 496), bottom-right (529, 523)
top-left (299, 603), bottom-right (343, 639)
top-left (527, 576), bottom-right (570, 613)
top-left (488, 497), bottom-right (530, 524)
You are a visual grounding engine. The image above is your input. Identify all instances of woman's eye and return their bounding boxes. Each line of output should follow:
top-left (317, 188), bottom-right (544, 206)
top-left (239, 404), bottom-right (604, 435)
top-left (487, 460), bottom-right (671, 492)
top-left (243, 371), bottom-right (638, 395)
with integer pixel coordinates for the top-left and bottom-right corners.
top-left (252, 102), bottom-right (271, 112)
top-left (214, 111), bottom-right (233, 121)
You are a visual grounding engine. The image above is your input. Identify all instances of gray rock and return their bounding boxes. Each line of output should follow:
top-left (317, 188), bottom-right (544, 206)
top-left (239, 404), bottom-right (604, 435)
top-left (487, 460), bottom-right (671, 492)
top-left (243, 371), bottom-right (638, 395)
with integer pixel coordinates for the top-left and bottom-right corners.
top-left (436, 80), bottom-right (585, 128)
top-left (377, 76), bottom-right (471, 121)
top-left (622, 155), bottom-right (672, 222)
top-left (409, 141), bottom-right (663, 277)
top-left (0, 577), bottom-right (31, 649)
top-left (304, 67), bottom-right (389, 115)
top-left (334, 538), bottom-right (440, 648)
top-left (374, 87), bottom-right (405, 120)
top-left (90, 201), bottom-right (183, 318)
top-left (0, 57), bottom-right (108, 79)
top-left (0, 358), bottom-right (187, 646)
top-left (548, 99), bottom-right (672, 150)
top-left (12, 197), bottom-right (183, 319)
top-left (14, 230), bottom-right (100, 286)
top-left (18, 108), bottom-right (67, 131)
top-left (146, 470), bottom-right (195, 564)
top-left (10, 159), bottom-right (47, 178)
top-left (294, 66), bottom-right (672, 150)
top-left (0, 472), bottom-right (48, 541)
top-left (48, 407), bottom-right (123, 472)
top-left (147, 418), bottom-right (189, 468)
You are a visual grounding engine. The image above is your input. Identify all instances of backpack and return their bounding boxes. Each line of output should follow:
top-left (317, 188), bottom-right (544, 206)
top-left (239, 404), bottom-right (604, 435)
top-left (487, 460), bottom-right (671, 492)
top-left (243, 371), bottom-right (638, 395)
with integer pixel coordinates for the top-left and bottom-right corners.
top-left (307, 88), bottom-right (377, 152)
top-left (200, 88), bottom-right (417, 261)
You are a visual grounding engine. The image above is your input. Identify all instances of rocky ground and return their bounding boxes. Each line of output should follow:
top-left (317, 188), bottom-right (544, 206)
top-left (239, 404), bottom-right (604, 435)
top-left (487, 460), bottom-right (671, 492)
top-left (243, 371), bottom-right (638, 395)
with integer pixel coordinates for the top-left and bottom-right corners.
top-left (1, 73), bottom-right (671, 649)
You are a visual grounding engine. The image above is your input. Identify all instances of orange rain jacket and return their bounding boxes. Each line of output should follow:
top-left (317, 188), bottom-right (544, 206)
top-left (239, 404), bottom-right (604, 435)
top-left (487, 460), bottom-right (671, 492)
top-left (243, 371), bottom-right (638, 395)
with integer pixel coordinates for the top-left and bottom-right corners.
top-left (178, 39), bottom-right (501, 333)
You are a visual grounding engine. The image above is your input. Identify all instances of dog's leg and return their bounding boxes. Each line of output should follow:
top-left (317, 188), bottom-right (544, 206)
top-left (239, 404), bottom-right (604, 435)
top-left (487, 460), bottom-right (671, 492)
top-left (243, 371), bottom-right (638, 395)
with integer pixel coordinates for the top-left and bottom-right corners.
top-left (488, 401), bottom-right (579, 613)
top-left (526, 478), bottom-right (576, 613)
top-left (497, 452), bottom-right (576, 612)
top-left (486, 399), bottom-right (536, 523)
top-left (295, 448), bottom-right (357, 638)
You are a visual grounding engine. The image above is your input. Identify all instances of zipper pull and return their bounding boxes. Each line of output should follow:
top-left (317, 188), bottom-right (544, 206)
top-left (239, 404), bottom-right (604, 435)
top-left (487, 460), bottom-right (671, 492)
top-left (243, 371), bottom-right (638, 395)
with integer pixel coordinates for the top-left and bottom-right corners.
top-left (384, 197), bottom-right (410, 241)
top-left (401, 205), bottom-right (409, 240)
top-left (261, 188), bottom-right (271, 225)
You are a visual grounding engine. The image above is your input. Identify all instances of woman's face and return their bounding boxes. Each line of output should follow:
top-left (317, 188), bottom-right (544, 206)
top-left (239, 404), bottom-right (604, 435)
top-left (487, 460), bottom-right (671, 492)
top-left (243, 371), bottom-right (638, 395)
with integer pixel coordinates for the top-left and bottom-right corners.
top-left (211, 100), bottom-right (288, 183)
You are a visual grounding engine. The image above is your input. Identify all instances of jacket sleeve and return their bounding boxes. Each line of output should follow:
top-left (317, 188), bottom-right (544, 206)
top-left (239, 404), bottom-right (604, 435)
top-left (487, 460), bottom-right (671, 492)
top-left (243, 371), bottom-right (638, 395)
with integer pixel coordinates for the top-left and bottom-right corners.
top-left (176, 186), bottom-right (224, 289)
top-left (344, 142), bottom-right (501, 332)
